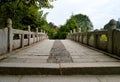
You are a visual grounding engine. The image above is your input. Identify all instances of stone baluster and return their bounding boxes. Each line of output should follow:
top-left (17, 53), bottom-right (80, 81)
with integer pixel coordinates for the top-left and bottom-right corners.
top-left (108, 19), bottom-right (116, 53)
top-left (36, 28), bottom-right (38, 42)
top-left (21, 33), bottom-right (24, 48)
top-left (73, 29), bottom-right (76, 33)
top-left (7, 18), bottom-right (13, 52)
top-left (28, 25), bottom-right (31, 45)
top-left (70, 30), bottom-right (72, 34)
top-left (41, 29), bottom-right (43, 33)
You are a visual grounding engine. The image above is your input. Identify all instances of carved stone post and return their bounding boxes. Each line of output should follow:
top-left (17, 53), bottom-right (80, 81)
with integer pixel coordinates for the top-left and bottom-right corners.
top-left (44, 30), bottom-right (46, 34)
top-left (7, 18), bottom-right (13, 52)
top-left (73, 29), bottom-right (76, 33)
top-left (41, 29), bottom-right (43, 33)
top-left (28, 25), bottom-right (31, 45)
top-left (33, 33), bottom-right (35, 43)
top-left (86, 33), bottom-right (90, 45)
top-left (79, 28), bottom-right (81, 33)
top-left (108, 19), bottom-right (116, 53)
top-left (70, 30), bottom-right (72, 34)
top-left (36, 28), bottom-right (38, 42)
top-left (43, 30), bottom-right (46, 39)
top-left (81, 33), bottom-right (84, 43)
top-left (94, 33), bottom-right (98, 48)
top-left (21, 33), bottom-right (24, 48)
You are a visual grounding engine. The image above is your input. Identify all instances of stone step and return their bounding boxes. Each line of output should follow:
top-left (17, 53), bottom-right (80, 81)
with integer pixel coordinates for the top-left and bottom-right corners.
top-left (0, 62), bottom-right (120, 75)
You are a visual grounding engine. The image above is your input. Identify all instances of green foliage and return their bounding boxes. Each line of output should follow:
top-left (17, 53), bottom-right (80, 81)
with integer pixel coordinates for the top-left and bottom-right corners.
top-left (0, 0), bottom-right (55, 30)
top-left (58, 13), bottom-right (93, 39)
top-left (58, 32), bottom-right (68, 39)
top-left (47, 22), bottom-right (59, 39)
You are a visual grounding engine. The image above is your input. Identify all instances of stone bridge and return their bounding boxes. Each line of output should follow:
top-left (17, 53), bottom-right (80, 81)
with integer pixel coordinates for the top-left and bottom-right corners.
top-left (0, 19), bottom-right (120, 82)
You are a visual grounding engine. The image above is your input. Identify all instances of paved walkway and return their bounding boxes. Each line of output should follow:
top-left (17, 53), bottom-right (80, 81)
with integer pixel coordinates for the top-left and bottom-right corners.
top-left (0, 40), bottom-right (54, 63)
top-left (0, 40), bottom-right (120, 75)
top-left (62, 40), bottom-right (119, 63)
top-left (0, 75), bottom-right (120, 82)
top-left (47, 40), bottom-right (73, 63)
top-left (0, 39), bottom-right (119, 63)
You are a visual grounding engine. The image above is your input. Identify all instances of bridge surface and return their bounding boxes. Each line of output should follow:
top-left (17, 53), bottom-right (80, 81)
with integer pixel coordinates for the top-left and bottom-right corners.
top-left (0, 39), bottom-right (120, 81)
top-left (0, 39), bottom-right (119, 64)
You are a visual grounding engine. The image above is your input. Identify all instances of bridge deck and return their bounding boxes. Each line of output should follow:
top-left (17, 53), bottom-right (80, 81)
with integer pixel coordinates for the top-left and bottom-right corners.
top-left (0, 39), bottom-right (119, 63)
top-left (0, 40), bottom-right (120, 75)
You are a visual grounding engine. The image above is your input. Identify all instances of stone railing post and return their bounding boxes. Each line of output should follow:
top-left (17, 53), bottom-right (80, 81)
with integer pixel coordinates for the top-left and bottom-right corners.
top-left (73, 29), bottom-right (75, 40)
top-left (44, 30), bottom-right (46, 34)
top-left (73, 29), bottom-right (76, 33)
top-left (94, 33), bottom-right (97, 48)
top-left (7, 18), bottom-right (13, 52)
top-left (33, 33), bottom-right (35, 43)
top-left (43, 30), bottom-right (46, 39)
top-left (38, 33), bottom-right (40, 41)
top-left (28, 25), bottom-right (31, 45)
top-left (81, 34), bottom-right (84, 43)
top-left (107, 19), bottom-right (116, 53)
top-left (70, 30), bottom-right (72, 34)
top-left (40, 29), bottom-right (42, 40)
top-left (86, 33), bottom-right (90, 45)
top-left (79, 28), bottom-right (81, 33)
top-left (41, 29), bottom-right (43, 33)
top-left (21, 33), bottom-right (24, 48)
top-left (36, 28), bottom-right (38, 42)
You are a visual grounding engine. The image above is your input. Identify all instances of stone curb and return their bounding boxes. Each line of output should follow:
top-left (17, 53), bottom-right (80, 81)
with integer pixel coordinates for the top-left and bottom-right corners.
top-left (0, 63), bottom-right (120, 75)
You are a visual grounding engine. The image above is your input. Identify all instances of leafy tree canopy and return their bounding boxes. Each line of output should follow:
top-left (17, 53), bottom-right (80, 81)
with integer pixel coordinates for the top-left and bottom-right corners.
top-left (58, 13), bottom-right (93, 39)
top-left (104, 19), bottom-right (120, 30)
top-left (0, 0), bottom-right (55, 30)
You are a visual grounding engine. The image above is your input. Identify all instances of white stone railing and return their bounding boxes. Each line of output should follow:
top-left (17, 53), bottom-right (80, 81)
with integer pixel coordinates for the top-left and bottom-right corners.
top-left (67, 23), bottom-right (120, 57)
top-left (0, 18), bottom-right (48, 57)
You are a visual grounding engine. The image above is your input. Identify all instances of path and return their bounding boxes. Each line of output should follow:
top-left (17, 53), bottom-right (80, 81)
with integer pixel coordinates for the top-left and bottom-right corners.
top-left (0, 75), bottom-right (120, 82)
top-left (0, 39), bottom-right (119, 63)
top-left (0, 39), bottom-right (120, 75)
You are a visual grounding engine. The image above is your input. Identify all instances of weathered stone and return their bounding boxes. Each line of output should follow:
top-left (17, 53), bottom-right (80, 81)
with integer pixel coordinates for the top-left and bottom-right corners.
top-left (47, 40), bottom-right (73, 63)
top-left (0, 28), bottom-right (8, 55)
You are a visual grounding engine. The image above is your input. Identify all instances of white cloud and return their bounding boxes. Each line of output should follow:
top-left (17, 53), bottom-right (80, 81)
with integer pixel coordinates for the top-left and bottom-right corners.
top-left (44, 0), bottom-right (120, 29)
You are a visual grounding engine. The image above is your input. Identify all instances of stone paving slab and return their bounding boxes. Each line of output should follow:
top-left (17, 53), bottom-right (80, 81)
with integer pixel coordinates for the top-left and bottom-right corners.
top-left (61, 40), bottom-right (120, 63)
top-left (60, 62), bottom-right (120, 67)
top-left (0, 40), bottom-right (120, 75)
top-left (0, 63), bottom-right (60, 75)
top-left (0, 75), bottom-right (21, 82)
top-left (60, 63), bottom-right (120, 75)
top-left (0, 63), bottom-right (59, 68)
top-left (0, 62), bottom-right (120, 75)
top-left (0, 75), bottom-right (120, 82)
top-left (0, 40), bottom-right (54, 63)
top-left (25, 59), bottom-right (47, 63)
top-left (47, 40), bottom-right (73, 63)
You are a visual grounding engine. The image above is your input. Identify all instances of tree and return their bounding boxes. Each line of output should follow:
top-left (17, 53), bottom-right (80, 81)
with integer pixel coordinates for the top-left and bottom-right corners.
top-left (58, 13), bottom-right (93, 39)
top-left (104, 19), bottom-right (120, 30)
top-left (0, 0), bottom-right (55, 29)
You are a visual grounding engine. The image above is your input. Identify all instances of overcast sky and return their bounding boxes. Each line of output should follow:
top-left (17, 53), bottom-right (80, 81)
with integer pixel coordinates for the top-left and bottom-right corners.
top-left (44, 0), bottom-right (120, 29)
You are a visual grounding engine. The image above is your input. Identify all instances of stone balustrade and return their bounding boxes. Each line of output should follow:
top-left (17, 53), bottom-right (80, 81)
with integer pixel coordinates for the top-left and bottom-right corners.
top-left (67, 28), bottom-right (120, 57)
top-left (0, 18), bottom-right (48, 56)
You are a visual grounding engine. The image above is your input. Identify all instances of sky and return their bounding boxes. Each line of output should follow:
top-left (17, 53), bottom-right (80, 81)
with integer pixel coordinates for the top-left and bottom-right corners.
top-left (43, 0), bottom-right (120, 29)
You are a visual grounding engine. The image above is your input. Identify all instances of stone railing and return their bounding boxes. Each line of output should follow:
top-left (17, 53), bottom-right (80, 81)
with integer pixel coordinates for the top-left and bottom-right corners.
top-left (67, 25), bottom-right (120, 57)
top-left (0, 18), bottom-right (48, 57)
